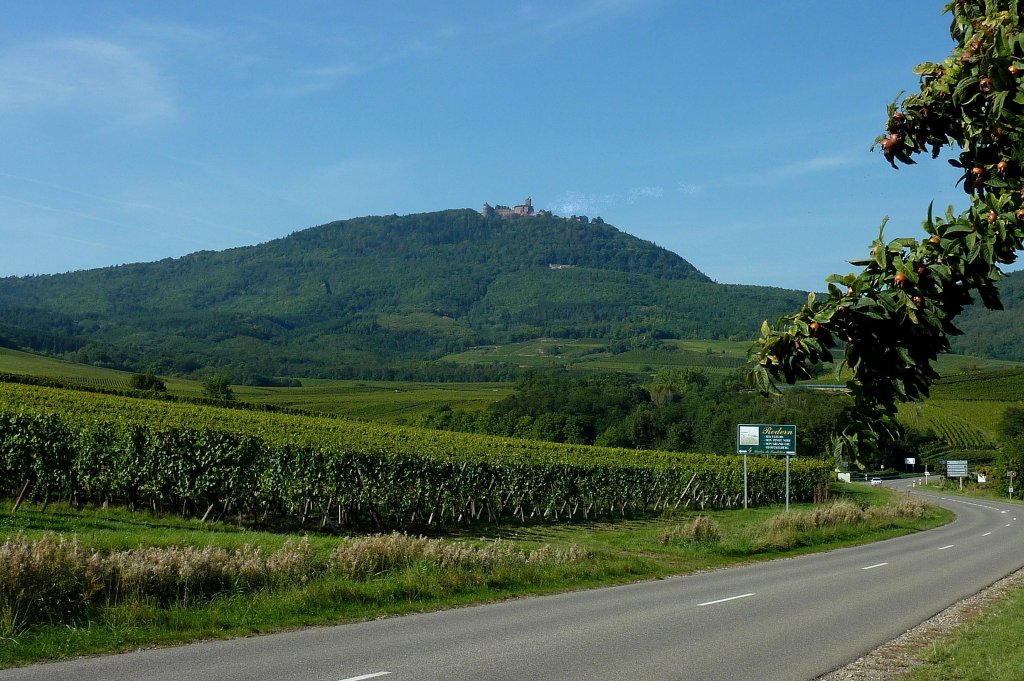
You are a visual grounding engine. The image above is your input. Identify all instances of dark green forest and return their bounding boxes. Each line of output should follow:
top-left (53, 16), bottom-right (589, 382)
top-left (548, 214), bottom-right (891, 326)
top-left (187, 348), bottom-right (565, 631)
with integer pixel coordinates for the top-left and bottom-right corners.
top-left (0, 210), bottom-right (808, 381)
top-left (421, 369), bottom-right (853, 460)
top-left (951, 269), bottom-right (1024, 361)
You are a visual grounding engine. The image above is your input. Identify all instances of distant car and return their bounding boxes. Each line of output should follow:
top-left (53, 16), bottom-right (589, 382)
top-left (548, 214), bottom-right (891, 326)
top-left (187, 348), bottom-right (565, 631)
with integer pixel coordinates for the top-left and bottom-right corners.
top-left (870, 477), bottom-right (882, 486)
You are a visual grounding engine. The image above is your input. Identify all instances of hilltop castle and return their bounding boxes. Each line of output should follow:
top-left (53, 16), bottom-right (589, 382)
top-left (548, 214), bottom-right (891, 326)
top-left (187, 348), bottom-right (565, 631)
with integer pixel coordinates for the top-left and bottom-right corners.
top-left (482, 196), bottom-right (552, 218)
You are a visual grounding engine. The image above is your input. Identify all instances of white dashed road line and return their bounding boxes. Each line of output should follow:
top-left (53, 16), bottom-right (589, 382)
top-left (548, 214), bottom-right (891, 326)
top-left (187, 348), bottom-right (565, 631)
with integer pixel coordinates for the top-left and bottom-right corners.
top-left (338, 672), bottom-right (391, 681)
top-left (698, 593), bottom-right (755, 607)
top-left (861, 563), bottom-right (889, 570)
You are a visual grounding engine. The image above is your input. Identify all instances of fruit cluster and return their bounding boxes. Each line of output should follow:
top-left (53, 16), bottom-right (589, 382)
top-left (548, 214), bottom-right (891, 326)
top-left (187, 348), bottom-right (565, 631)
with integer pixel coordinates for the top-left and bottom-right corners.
top-left (749, 1), bottom-right (1024, 463)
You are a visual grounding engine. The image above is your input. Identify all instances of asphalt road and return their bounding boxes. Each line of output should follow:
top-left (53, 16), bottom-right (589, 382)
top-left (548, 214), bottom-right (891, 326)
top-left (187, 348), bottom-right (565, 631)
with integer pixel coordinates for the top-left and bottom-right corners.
top-left (5, 483), bottom-right (1022, 681)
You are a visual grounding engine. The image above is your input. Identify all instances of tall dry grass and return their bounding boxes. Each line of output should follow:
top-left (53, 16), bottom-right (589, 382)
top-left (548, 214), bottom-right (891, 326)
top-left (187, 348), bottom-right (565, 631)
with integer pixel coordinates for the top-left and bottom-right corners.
top-left (660, 494), bottom-right (936, 551)
top-left (333, 533), bottom-right (586, 579)
top-left (0, 534), bottom-right (100, 635)
top-left (766, 495), bottom-right (932, 534)
top-left (0, 532), bottom-right (586, 634)
top-left (660, 515), bottom-right (722, 545)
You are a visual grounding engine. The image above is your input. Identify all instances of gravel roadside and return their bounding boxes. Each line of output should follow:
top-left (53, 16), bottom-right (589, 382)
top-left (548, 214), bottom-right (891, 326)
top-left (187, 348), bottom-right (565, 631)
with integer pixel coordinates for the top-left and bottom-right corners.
top-left (816, 566), bottom-right (1024, 680)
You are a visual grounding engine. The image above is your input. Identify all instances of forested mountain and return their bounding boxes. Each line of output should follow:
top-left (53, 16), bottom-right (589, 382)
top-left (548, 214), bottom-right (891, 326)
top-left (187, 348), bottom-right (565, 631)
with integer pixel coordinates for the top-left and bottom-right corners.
top-left (0, 209), bottom-right (807, 380)
top-left (952, 269), bottom-right (1024, 361)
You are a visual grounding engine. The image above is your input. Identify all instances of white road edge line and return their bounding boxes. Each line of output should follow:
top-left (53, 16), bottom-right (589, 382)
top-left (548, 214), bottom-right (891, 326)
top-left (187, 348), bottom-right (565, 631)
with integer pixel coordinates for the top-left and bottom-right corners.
top-left (338, 673), bottom-right (391, 681)
top-left (938, 545), bottom-right (955, 550)
top-left (862, 563), bottom-right (889, 570)
top-left (938, 497), bottom-right (999, 510)
top-left (698, 593), bottom-right (755, 607)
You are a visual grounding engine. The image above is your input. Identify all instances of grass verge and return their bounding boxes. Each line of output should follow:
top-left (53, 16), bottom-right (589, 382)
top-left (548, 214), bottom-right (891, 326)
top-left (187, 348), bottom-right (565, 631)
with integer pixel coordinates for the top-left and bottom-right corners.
top-left (904, 579), bottom-right (1024, 681)
top-left (0, 483), bottom-right (949, 668)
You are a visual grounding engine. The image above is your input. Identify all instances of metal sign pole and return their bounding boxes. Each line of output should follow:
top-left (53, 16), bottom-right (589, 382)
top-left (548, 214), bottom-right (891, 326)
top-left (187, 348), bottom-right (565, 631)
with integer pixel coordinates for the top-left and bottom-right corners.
top-left (785, 454), bottom-right (790, 513)
top-left (743, 453), bottom-right (748, 510)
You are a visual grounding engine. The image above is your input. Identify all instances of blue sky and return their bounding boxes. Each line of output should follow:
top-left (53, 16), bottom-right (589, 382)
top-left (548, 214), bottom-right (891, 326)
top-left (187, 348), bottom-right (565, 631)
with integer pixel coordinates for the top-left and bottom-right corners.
top-left (0, 1), bottom-right (985, 291)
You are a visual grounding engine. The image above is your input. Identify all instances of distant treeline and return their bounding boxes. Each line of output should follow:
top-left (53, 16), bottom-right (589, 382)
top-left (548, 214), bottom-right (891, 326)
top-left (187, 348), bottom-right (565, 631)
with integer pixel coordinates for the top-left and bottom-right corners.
top-left (420, 369), bottom-right (854, 461)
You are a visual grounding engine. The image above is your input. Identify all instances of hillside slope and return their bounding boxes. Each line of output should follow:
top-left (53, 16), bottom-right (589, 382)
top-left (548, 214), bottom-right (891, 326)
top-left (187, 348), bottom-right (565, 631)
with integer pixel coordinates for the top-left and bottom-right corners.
top-left (951, 269), bottom-right (1024, 361)
top-left (0, 210), bottom-right (806, 379)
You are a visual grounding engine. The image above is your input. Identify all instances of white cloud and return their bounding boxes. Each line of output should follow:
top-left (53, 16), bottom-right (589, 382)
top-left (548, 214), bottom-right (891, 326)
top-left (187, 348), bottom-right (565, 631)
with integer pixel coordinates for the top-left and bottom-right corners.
top-left (555, 184), bottom-right (666, 215)
top-left (521, 0), bottom-right (646, 36)
top-left (627, 186), bottom-right (664, 203)
top-left (266, 63), bottom-right (363, 97)
top-left (553, 191), bottom-right (617, 216)
top-left (0, 37), bottom-right (174, 127)
top-left (678, 182), bottom-right (703, 196)
top-left (268, 24), bottom-right (463, 98)
top-left (736, 151), bottom-right (868, 187)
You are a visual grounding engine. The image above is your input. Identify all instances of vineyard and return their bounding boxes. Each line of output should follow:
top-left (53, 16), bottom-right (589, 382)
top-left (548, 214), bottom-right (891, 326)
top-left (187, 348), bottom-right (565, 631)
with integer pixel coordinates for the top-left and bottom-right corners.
top-left (930, 367), bottom-right (1024, 402)
top-left (901, 402), bottom-right (995, 449)
top-left (0, 383), bottom-right (831, 530)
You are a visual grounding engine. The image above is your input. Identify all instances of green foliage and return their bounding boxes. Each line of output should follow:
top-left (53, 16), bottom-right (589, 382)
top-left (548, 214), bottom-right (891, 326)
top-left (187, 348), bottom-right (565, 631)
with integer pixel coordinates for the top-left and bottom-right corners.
top-left (201, 374), bottom-right (234, 401)
top-left (999, 405), bottom-right (1024, 439)
top-left (750, 2), bottom-right (1024, 464)
top-left (129, 373), bottom-right (166, 393)
top-left (421, 371), bottom-right (852, 460)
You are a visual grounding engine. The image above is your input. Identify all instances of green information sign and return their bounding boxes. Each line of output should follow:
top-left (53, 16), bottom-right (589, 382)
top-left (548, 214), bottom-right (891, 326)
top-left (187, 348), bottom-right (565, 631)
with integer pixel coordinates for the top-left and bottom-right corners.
top-left (737, 424), bottom-right (797, 455)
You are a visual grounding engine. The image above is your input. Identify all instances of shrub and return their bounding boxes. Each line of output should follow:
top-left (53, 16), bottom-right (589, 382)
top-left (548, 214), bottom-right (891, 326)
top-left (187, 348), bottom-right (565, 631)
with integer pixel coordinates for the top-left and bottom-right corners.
top-left (129, 373), bottom-right (166, 393)
top-left (661, 515), bottom-right (722, 545)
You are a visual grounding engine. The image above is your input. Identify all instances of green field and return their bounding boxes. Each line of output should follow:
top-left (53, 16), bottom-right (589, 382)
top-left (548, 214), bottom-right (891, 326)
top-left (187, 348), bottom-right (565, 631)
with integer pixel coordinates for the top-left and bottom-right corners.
top-left (442, 337), bottom-right (750, 373)
top-left (0, 347), bottom-right (134, 385)
top-left (1, 343), bottom-right (1021, 430)
top-left (232, 380), bottom-right (511, 421)
top-left (0, 347), bottom-right (511, 421)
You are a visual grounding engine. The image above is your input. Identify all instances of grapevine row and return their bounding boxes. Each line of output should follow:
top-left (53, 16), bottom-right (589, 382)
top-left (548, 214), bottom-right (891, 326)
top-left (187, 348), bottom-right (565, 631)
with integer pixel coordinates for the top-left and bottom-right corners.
top-left (0, 384), bottom-right (832, 529)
